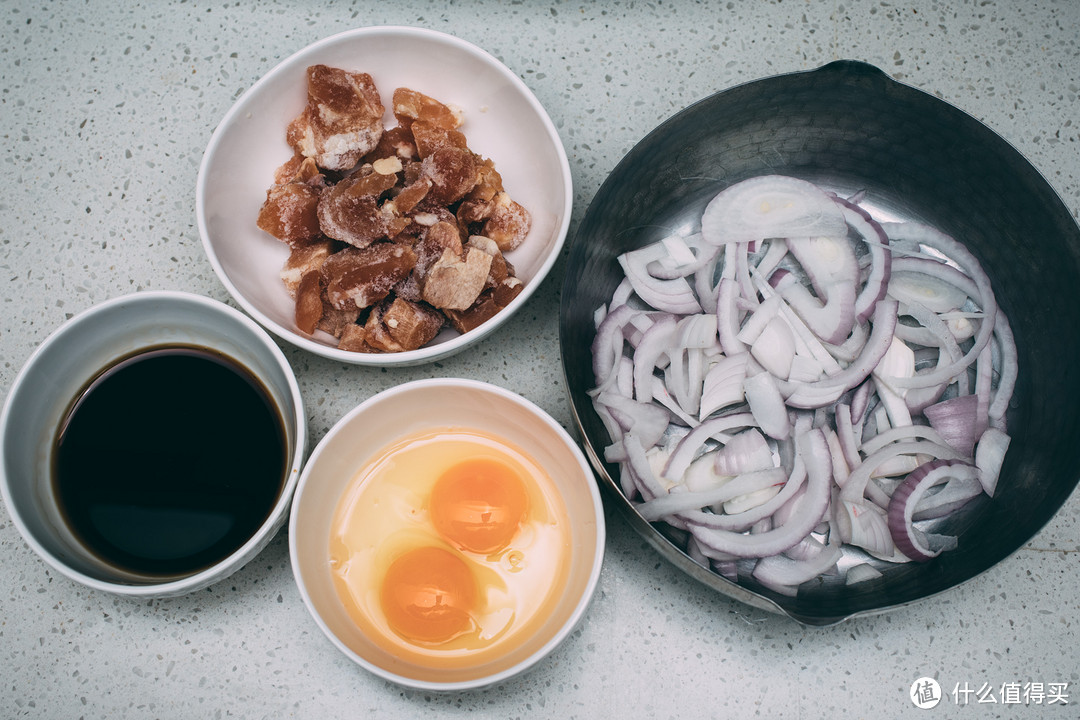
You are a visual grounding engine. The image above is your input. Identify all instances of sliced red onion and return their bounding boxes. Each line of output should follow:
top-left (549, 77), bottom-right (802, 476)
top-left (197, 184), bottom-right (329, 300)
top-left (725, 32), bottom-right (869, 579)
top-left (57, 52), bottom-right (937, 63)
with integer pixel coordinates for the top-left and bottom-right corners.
top-left (618, 244), bottom-right (703, 314)
top-left (713, 427), bottom-right (773, 476)
top-left (700, 175), bottom-right (848, 246)
top-left (682, 456), bottom-right (808, 532)
top-left (834, 197), bottom-right (892, 323)
top-left (835, 499), bottom-right (894, 555)
top-left (736, 293), bottom-right (783, 345)
top-left (594, 390), bottom-right (672, 451)
top-left (646, 233), bottom-right (717, 279)
top-left (749, 315), bottom-right (797, 379)
top-left (781, 534), bottom-right (828, 562)
top-left (688, 428), bottom-right (832, 558)
top-left (859, 424), bottom-right (952, 456)
top-left (754, 237), bottom-right (789, 278)
top-left (787, 235), bottom-right (859, 297)
top-left (723, 484), bottom-right (783, 515)
top-left (636, 467), bottom-right (787, 522)
top-left (610, 277), bottom-right (635, 308)
top-left (989, 313), bottom-right (1017, 423)
top-left (752, 541), bottom-right (842, 591)
top-left (590, 303), bottom-right (636, 391)
top-left (590, 178), bottom-right (1016, 588)
top-left (662, 411), bottom-right (758, 482)
top-left (744, 371), bottom-right (791, 440)
top-left (911, 469), bottom-right (982, 521)
top-left (825, 428), bottom-right (851, 487)
top-left (823, 319), bottom-right (869, 364)
top-left (752, 269), bottom-right (846, 375)
top-left (833, 403), bottom-right (863, 469)
top-left (699, 352), bottom-right (749, 419)
top-left (871, 336), bottom-right (916, 428)
top-left (844, 563), bottom-right (883, 585)
top-left (888, 268), bottom-right (970, 313)
top-left (923, 394), bottom-right (980, 457)
top-left (974, 426), bottom-right (1011, 497)
top-left (715, 278), bottom-right (747, 355)
top-left (887, 459), bottom-right (973, 562)
top-left (783, 299), bottom-right (898, 407)
top-left (840, 438), bottom-right (962, 504)
top-left (621, 432), bottom-right (671, 502)
top-left (779, 277), bottom-right (857, 345)
top-left (878, 222), bottom-right (998, 390)
top-left (849, 379), bottom-right (873, 423)
top-left (650, 376), bottom-right (699, 427)
top-left (632, 314), bottom-right (677, 404)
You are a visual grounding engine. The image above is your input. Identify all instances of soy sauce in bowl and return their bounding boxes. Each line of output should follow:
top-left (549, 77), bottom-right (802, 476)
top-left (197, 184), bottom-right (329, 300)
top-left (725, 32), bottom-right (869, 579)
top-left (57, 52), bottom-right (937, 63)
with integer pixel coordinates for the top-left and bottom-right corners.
top-left (52, 345), bottom-right (287, 582)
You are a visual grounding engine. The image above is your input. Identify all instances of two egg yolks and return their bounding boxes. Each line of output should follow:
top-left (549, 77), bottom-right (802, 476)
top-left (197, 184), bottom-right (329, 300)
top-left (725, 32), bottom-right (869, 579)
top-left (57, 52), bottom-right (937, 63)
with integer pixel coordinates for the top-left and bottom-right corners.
top-left (379, 457), bottom-right (529, 645)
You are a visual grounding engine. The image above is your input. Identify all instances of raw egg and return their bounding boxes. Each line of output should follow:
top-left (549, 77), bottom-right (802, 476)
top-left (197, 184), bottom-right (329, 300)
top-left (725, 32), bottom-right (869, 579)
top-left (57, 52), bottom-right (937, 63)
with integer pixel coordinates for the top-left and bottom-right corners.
top-left (329, 427), bottom-right (571, 669)
top-left (380, 545), bottom-right (477, 644)
top-left (430, 458), bottom-right (529, 555)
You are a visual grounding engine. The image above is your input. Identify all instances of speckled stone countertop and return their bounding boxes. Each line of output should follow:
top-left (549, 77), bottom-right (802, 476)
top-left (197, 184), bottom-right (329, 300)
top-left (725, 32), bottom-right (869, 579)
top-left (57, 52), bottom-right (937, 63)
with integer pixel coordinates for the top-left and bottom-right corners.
top-left (2, 1), bottom-right (1078, 718)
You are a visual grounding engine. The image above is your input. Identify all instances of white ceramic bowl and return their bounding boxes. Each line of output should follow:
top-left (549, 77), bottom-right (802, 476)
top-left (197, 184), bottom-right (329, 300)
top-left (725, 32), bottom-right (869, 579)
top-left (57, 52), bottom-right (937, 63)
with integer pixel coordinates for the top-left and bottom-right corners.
top-left (0, 291), bottom-right (307, 597)
top-left (196, 26), bottom-right (573, 366)
top-left (289, 379), bottom-right (604, 690)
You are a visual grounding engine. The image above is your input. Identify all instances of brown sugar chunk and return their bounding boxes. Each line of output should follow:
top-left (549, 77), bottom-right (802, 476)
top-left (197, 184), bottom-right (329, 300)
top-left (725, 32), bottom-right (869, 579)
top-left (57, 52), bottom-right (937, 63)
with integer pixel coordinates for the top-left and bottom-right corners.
top-left (392, 88), bottom-right (462, 131)
top-left (398, 220), bottom-right (463, 301)
top-left (274, 155), bottom-right (324, 186)
top-left (337, 323), bottom-right (374, 352)
top-left (272, 152), bottom-right (306, 185)
top-left (393, 175), bottom-right (432, 215)
top-left (444, 277), bottom-right (524, 334)
top-left (318, 303), bottom-right (362, 338)
top-left (421, 246), bottom-right (493, 311)
top-left (482, 191), bottom-right (532, 252)
top-left (361, 125), bottom-right (417, 164)
top-left (465, 156), bottom-right (503, 204)
top-left (420, 146), bottom-right (478, 205)
top-left (321, 242), bottom-right (417, 310)
top-left (257, 183), bottom-right (323, 244)
top-left (317, 170), bottom-right (399, 248)
top-left (456, 198), bottom-right (491, 227)
top-left (467, 235), bottom-right (510, 288)
top-left (492, 275), bottom-right (524, 307)
top-left (393, 204), bottom-right (457, 243)
top-left (294, 270), bottom-right (325, 334)
top-left (286, 65), bottom-right (385, 172)
top-left (410, 120), bottom-right (468, 159)
top-left (363, 297), bottom-right (445, 353)
top-left (262, 67), bottom-right (532, 354)
top-left (443, 290), bottom-right (500, 334)
top-left (417, 221), bottom-right (464, 272)
top-left (280, 239), bottom-right (335, 296)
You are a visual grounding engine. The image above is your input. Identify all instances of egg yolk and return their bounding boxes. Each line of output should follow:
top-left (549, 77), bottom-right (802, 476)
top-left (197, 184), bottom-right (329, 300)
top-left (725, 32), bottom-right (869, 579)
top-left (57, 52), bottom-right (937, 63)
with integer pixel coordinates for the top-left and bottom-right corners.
top-left (429, 458), bottom-right (529, 554)
top-left (379, 546), bottom-right (477, 644)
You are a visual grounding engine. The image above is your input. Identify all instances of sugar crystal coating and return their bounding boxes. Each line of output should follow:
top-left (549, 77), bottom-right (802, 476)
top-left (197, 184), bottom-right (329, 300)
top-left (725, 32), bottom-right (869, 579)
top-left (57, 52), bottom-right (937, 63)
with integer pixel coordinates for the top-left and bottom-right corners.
top-left (322, 242), bottom-right (418, 311)
top-left (257, 183), bottom-right (323, 244)
top-left (287, 65), bottom-right (385, 171)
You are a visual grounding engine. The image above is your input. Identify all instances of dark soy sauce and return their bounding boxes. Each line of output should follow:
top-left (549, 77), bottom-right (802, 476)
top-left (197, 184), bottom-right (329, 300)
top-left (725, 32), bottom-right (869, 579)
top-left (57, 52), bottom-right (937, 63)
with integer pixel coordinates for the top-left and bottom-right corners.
top-left (53, 345), bottom-right (287, 580)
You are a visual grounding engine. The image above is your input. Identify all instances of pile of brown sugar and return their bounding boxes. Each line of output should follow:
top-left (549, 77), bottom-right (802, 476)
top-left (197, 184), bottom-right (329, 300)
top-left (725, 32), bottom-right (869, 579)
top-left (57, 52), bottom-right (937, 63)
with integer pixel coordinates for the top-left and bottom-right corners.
top-left (256, 64), bottom-right (532, 353)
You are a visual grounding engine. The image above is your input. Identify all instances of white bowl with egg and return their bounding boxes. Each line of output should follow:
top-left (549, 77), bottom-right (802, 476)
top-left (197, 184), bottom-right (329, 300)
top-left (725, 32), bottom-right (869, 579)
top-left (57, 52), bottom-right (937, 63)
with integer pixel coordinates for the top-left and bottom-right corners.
top-left (289, 378), bottom-right (604, 690)
top-left (196, 26), bottom-right (572, 366)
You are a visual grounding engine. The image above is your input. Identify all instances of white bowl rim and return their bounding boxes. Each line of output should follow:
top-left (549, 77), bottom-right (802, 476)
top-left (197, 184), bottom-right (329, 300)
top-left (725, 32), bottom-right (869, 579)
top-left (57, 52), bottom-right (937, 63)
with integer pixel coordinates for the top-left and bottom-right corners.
top-left (195, 25), bottom-right (574, 367)
top-left (288, 377), bottom-right (605, 691)
top-left (0, 290), bottom-right (307, 597)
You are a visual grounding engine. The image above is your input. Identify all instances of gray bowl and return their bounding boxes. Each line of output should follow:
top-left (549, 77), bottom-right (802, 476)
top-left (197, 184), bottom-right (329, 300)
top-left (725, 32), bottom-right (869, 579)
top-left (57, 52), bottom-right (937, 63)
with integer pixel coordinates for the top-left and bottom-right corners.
top-left (559, 60), bottom-right (1080, 625)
